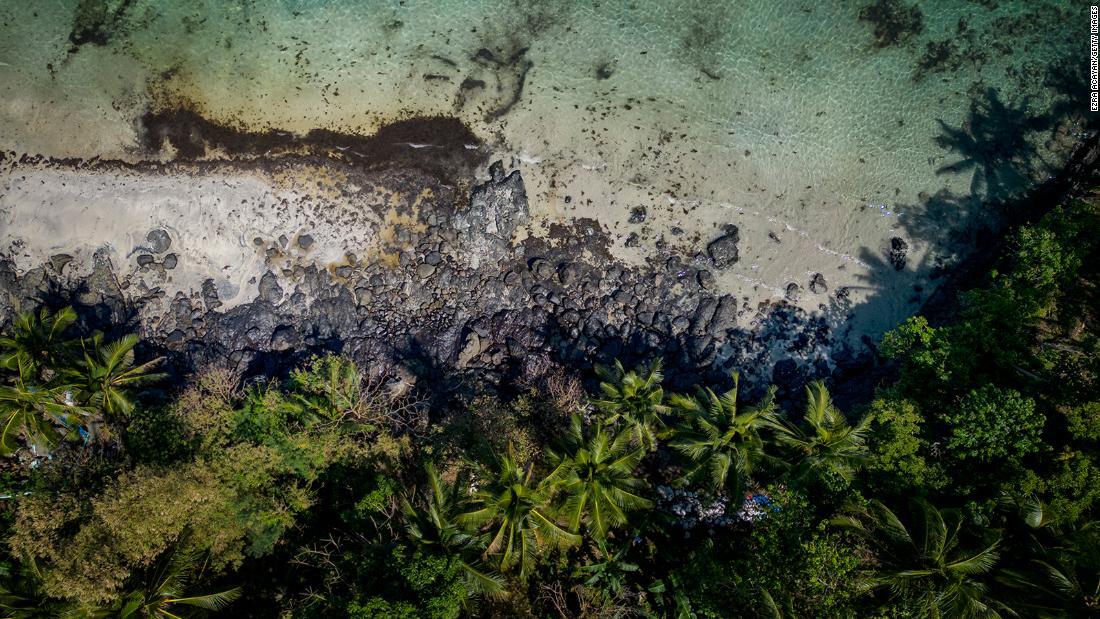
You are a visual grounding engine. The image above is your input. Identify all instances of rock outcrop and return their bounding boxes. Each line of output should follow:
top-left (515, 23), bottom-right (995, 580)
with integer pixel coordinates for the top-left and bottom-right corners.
top-left (451, 160), bottom-right (529, 268)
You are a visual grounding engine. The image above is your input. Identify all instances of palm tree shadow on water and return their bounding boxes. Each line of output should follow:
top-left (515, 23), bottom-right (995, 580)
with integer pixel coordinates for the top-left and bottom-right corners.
top-left (821, 65), bottom-right (1100, 405)
top-left (914, 56), bottom-right (1098, 245)
top-left (933, 87), bottom-right (1056, 205)
top-left (817, 69), bottom-right (1098, 393)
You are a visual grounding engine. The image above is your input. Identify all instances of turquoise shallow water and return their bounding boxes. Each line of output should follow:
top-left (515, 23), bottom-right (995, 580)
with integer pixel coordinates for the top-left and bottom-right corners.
top-left (0, 0), bottom-right (1090, 335)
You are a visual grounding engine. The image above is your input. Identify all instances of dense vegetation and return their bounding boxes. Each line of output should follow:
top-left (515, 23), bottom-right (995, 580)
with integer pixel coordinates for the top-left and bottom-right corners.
top-left (0, 199), bottom-right (1097, 617)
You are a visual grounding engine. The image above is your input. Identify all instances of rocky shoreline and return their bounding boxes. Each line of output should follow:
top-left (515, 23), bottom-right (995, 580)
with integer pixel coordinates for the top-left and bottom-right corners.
top-left (5, 105), bottom-right (1098, 408)
top-left (0, 115), bottom-right (869, 402)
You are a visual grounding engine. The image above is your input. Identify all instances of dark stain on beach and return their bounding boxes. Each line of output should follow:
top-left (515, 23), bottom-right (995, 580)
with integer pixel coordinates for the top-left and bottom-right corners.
top-left (139, 107), bottom-right (488, 183)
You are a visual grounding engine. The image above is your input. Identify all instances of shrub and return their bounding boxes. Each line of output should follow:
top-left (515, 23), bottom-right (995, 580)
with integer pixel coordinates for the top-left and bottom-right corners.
top-left (10, 464), bottom-right (244, 605)
top-left (865, 394), bottom-right (944, 491)
top-left (1063, 401), bottom-right (1100, 441)
top-left (1008, 225), bottom-right (1082, 314)
top-left (347, 546), bottom-right (466, 619)
top-left (943, 385), bottom-right (1044, 463)
top-left (880, 317), bottom-right (953, 388)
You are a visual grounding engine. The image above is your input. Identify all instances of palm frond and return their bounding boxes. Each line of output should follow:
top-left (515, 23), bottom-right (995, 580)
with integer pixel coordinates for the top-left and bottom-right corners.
top-left (945, 540), bottom-right (1001, 576)
top-left (166, 587), bottom-right (242, 610)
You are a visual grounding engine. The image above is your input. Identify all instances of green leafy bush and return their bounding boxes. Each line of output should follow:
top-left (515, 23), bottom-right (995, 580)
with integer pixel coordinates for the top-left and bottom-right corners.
top-left (1063, 401), bottom-right (1100, 441)
top-left (942, 384), bottom-right (1044, 463)
top-left (866, 393), bottom-right (945, 491)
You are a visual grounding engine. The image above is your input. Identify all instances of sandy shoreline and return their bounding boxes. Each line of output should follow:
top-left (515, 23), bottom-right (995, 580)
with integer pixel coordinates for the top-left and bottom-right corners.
top-left (1, 127), bottom-right (918, 345)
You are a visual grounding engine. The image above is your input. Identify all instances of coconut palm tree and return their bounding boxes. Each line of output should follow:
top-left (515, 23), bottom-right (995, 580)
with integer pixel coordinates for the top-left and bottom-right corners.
top-left (0, 306), bottom-right (77, 382)
top-left (834, 499), bottom-right (1010, 618)
top-left (773, 381), bottom-right (871, 482)
top-left (999, 529), bottom-right (1100, 618)
top-left (0, 381), bottom-right (87, 456)
top-left (289, 354), bottom-right (364, 425)
top-left (458, 445), bottom-right (581, 578)
top-left (92, 543), bottom-right (240, 618)
top-left (758, 588), bottom-right (795, 619)
top-left (73, 333), bottom-right (165, 420)
top-left (669, 373), bottom-right (778, 493)
top-left (573, 538), bottom-right (640, 604)
top-left (402, 463), bottom-right (505, 597)
top-left (997, 498), bottom-right (1099, 617)
top-left (0, 560), bottom-right (70, 617)
top-left (545, 415), bottom-right (651, 539)
top-left (593, 359), bottom-right (669, 452)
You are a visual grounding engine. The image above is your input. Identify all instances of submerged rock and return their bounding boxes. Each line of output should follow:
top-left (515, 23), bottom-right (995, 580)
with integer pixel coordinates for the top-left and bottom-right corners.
top-left (809, 273), bottom-right (828, 294)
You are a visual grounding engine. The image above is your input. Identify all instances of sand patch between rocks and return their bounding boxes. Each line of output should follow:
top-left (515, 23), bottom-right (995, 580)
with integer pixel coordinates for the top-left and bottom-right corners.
top-left (0, 165), bottom-right (385, 312)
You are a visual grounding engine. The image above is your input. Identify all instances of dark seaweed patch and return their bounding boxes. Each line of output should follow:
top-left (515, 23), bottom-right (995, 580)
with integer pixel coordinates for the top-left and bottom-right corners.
top-left (473, 48), bottom-right (499, 64)
top-left (916, 40), bottom-right (959, 76)
top-left (486, 58), bottom-right (532, 121)
top-left (677, 5), bottom-right (729, 83)
top-left (430, 55), bottom-right (458, 68)
top-left (68, 0), bottom-right (134, 48)
top-left (912, 26), bottom-right (994, 82)
top-left (858, 0), bottom-right (923, 48)
top-left (454, 77), bottom-right (487, 111)
top-left (700, 68), bottom-right (721, 81)
top-left (510, 0), bottom-right (569, 38)
top-left (467, 45), bottom-right (534, 122)
top-left (139, 107), bottom-right (487, 183)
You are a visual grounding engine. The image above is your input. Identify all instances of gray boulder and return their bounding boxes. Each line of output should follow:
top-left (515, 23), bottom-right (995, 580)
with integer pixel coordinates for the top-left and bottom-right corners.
top-left (146, 229), bottom-right (172, 253)
top-left (451, 161), bottom-right (529, 268)
top-left (887, 237), bottom-right (908, 271)
top-left (258, 271), bottom-right (283, 302)
top-left (707, 226), bottom-right (740, 268)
